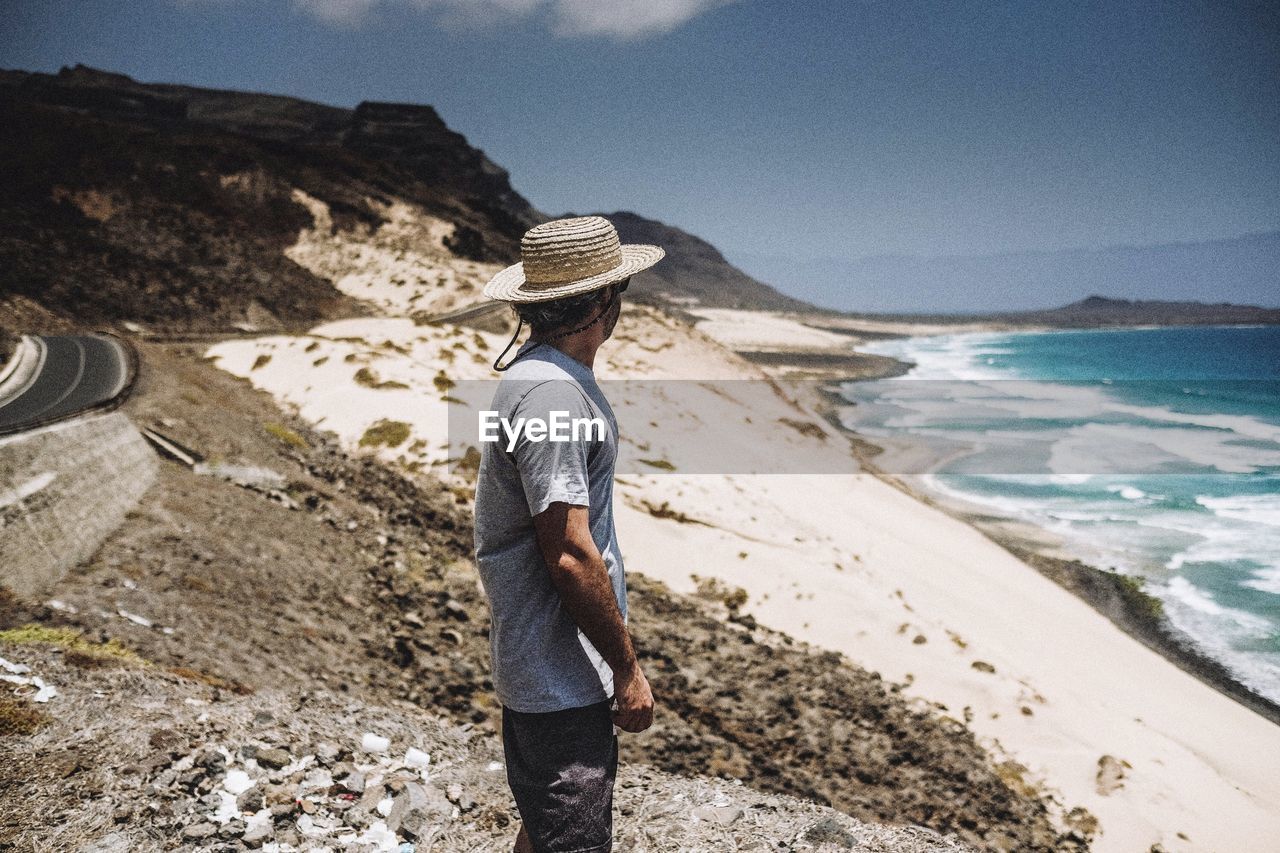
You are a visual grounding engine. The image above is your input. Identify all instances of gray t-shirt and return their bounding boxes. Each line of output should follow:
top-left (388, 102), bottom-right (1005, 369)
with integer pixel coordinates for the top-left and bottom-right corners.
top-left (472, 341), bottom-right (624, 713)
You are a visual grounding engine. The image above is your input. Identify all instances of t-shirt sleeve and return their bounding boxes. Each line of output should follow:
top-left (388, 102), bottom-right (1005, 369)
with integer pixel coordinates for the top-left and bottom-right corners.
top-left (510, 381), bottom-right (597, 517)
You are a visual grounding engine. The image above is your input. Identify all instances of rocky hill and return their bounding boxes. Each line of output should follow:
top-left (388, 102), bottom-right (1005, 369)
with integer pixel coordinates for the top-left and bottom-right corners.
top-left (0, 65), bottom-right (819, 336)
top-left (0, 65), bottom-right (541, 331)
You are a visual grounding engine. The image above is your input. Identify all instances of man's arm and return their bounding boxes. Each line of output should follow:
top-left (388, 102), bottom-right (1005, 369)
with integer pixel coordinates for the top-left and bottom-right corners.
top-left (532, 501), bottom-right (653, 733)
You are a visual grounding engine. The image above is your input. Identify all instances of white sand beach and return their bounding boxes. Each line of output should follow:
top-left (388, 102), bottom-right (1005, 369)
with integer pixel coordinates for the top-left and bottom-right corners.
top-left (207, 196), bottom-right (1280, 853)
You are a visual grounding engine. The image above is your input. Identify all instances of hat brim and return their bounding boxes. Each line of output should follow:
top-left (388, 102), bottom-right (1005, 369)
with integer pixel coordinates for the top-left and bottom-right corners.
top-left (483, 245), bottom-right (665, 303)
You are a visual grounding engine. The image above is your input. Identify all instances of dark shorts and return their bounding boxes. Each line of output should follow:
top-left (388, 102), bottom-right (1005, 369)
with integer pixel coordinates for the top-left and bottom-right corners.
top-left (502, 699), bottom-right (618, 853)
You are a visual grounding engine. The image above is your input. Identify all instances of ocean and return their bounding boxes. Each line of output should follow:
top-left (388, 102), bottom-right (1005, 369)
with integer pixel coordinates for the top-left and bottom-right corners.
top-left (842, 325), bottom-right (1280, 702)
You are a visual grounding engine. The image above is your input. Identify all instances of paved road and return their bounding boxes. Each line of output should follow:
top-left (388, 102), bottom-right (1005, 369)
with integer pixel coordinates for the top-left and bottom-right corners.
top-left (0, 335), bottom-right (131, 433)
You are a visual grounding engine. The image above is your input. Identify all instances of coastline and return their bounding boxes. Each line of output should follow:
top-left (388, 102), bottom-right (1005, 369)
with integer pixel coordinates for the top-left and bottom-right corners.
top-left (799, 323), bottom-right (1280, 728)
top-left (667, 309), bottom-right (1280, 849)
top-left (829, 411), bottom-right (1280, 728)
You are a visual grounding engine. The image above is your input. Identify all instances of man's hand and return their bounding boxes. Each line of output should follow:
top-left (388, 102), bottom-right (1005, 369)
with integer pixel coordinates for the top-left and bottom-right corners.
top-left (612, 664), bottom-right (654, 733)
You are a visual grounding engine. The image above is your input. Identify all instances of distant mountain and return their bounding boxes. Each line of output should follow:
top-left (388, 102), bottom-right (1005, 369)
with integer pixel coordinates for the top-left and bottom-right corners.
top-left (1010, 295), bottom-right (1280, 326)
top-left (587, 211), bottom-right (814, 311)
top-left (732, 231), bottom-right (1280, 315)
top-left (0, 65), bottom-right (543, 330)
top-left (809, 295), bottom-right (1280, 327)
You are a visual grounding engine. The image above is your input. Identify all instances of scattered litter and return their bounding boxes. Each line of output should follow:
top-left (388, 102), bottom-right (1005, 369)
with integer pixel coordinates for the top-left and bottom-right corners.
top-left (141, 428), bottom-right (204, 466)
top-left (403, 747), bottom-right (430, 769)
top-left (299, 768), bottom-right (334, 793)
top-left (223, 769), bottom-right (254, 795)
top-left (277, 754), bottom-right (315, 776)
top-left (0, 656), bottom-right (31, 675)
top-left (298, 813), bottom-right (335, 837)
top-left (352, 820), bottom-right (398, 851)
top-left (195, 462), bottom-right (286, 489)
top-left (117, 609), bottom-right (154, 628)
top-left (122, 579), bottom-right (138, 590)
top-left (211, 791), bottom-right (238, 825)
top-left (1, 672), bottom-right (57, 702)
top-left (361, 732), bottom-right (390, 753)
top-left (46, 599), bottom-right (78, 614)
top-left (243, 808), bottom-right (272, 838)
top-left (376, 797), bottom-right (394, 817)
top-left (191, 461), bottom-right (300, 509)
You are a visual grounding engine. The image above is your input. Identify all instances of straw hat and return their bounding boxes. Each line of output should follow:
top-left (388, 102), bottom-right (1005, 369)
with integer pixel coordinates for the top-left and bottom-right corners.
top-left (483, 216), bottom-right (665, 303)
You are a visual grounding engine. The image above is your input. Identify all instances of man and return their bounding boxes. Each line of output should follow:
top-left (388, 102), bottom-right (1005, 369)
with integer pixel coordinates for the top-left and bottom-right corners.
top-left (473, 216), bottom-right (665, 853)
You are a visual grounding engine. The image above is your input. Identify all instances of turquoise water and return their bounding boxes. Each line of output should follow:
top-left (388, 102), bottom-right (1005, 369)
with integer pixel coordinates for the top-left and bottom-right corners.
top-left (845, 326), bottom-right (1280, 701)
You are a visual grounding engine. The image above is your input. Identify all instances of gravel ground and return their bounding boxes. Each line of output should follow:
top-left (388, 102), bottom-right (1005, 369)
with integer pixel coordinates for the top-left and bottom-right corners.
top-left (1, 646), bottom-right (971, 852)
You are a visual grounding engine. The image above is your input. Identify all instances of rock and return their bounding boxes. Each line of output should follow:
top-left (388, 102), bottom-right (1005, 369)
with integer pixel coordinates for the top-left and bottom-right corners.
top-left (262, 783), bottom-right (293, 806)
top-left (255, 747), bottom-right (291, 770)
top-left (182, 822), bottom-right (217, 841)
top-left (971, 660), bottom-right (997, 674)
top-left (298, 767), bottom-right (334, 794)
top-left (692, 804), bottom-right (744, 826)
top-left (269, 801), bottom-right (298, 822)
top-left (195, 749), bottom-right (226, 772)
top-left (237, 787), bottom-right (265, 813)
top-left (355, 782), bottom-right (387, 817)
top-left (339, 770), bottom-right (366, 795)
top-left (177, 768), bottom-right (207, 791)
top-left (315, 741), bottom-right (341, 764)
top-left (82, 832), bottom-right (133, 853)
top-left (275, 827), bottom-right (302, 847)
top-left (803, 816), bottom-right (856, 848)
top-left (219, 818), bottom-right (245, 839)
top-left (442, 599), bottom-right (469, 621)
top-left (444, 783), bottom-right (474, 813)
top-left (148, 728), bottom-right (187, 755)
top-left (239, 744), bottom-right (260, 761)
top-left (387, 782), bottom-right (453, 838)
top-left (242, 819), bottom-right (273, 848)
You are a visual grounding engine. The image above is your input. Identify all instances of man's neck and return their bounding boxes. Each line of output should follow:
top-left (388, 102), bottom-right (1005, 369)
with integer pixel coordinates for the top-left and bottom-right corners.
top-left (541, 334), bottom-right (600, 371)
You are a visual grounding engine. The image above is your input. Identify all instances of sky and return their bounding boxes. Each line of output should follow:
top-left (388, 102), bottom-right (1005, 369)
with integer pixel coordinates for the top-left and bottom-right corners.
top-left (3, 0), bottom-right (1278, 275)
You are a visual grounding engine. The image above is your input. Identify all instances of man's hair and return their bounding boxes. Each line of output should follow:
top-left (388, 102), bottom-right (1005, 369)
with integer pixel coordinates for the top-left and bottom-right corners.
top-left (513, 288), bottom-right (610, 336)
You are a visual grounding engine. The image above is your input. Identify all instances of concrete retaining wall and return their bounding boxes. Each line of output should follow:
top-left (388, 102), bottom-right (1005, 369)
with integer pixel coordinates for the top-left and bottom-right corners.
top-left (0, 411), bottom-right (157, 599)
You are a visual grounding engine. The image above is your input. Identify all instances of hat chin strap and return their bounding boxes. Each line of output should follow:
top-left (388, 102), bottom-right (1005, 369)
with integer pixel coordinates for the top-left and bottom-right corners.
top-left (492, 287), bottom-right (620, 372)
